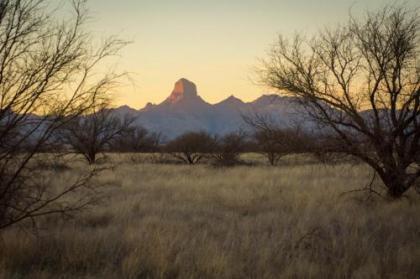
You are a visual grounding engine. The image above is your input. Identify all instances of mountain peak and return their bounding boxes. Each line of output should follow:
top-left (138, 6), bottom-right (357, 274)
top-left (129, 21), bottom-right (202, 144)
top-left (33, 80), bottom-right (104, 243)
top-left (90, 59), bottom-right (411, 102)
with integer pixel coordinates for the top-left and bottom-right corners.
top-left (216, 94), bottom-right (244, 107)
top-left (114, 105), bottom-right (137, 113)
top-left (165, 78), bottom-right (198, 104)
top-left (226, 95), bottom-right (243, 103)
top-left (118, 104), bottom-right (135, 110)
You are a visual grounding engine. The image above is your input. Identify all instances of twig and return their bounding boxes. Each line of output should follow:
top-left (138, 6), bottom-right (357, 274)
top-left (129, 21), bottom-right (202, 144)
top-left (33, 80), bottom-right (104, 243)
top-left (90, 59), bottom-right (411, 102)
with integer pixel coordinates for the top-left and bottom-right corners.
top-left (294, 227), bottom-right (321, 248)
top-left (339, 170), bottom-right (385, 200)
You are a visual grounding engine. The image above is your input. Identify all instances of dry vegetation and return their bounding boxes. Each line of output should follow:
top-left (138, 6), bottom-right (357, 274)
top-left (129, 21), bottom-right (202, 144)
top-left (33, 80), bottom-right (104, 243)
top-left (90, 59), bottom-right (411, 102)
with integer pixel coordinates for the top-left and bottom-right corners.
top-left (0, 2), bottom-right (418, 278)
top-left (1, 154), bottom-right (419, 279)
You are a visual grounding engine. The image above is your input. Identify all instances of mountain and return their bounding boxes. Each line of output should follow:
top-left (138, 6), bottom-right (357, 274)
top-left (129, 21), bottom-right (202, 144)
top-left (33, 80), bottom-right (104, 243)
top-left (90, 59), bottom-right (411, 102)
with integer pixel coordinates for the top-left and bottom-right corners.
top-left (116, 78), bottom-right (309, 139)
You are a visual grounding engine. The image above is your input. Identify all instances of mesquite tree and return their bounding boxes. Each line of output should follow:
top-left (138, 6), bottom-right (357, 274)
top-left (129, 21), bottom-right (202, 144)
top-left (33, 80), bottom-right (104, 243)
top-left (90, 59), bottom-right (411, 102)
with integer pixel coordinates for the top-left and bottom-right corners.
top-left (166, 132), bottom-right (216, 164)
top-left (212, 131), bottom-right (247, 166)
top-left (60, 105), bottom-right (134, 164)
top-left (244, 114), bottom-right (307, 166)
top-left (111, 126), bottom-right (161, 153)
top-left (260, 6), bottom-right (419, 198)
top-left (0, 0), bottom-right (127, 229)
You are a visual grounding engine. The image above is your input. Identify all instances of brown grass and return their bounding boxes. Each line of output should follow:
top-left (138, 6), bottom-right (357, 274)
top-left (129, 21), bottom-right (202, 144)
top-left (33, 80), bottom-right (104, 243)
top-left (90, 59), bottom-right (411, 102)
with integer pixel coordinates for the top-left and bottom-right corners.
top-left (1, 154), bottom-right (419, 278)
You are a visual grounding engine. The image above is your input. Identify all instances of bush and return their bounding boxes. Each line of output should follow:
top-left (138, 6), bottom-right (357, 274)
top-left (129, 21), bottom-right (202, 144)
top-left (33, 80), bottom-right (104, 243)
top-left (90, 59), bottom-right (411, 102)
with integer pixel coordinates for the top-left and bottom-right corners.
top-left (165, 132), bottom-right (217, 164)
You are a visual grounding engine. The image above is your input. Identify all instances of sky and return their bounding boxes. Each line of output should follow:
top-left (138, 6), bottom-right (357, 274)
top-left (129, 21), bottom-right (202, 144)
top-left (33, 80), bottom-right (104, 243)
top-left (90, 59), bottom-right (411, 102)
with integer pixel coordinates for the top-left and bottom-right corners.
top-left (84, 0), bottom-right (417, 109)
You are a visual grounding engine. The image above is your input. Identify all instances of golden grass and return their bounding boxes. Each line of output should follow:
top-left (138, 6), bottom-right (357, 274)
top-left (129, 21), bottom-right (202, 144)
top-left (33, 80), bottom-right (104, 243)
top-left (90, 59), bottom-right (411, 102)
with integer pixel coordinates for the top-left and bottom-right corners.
top-left (1, 154), bottom-right (419, 278)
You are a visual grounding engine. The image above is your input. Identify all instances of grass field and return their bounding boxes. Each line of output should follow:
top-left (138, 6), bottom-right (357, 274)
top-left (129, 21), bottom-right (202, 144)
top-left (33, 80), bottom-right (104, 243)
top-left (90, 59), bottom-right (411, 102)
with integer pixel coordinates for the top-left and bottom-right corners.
top-left (1, 154), bottom-right (419, 278)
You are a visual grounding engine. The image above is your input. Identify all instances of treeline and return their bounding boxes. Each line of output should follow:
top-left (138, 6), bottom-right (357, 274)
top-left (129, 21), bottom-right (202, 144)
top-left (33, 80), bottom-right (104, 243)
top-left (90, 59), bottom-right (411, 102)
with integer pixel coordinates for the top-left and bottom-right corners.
top-left (53, 109), bottom-right (344, 166)
top-left (159, 127), bottom-right (346, 166)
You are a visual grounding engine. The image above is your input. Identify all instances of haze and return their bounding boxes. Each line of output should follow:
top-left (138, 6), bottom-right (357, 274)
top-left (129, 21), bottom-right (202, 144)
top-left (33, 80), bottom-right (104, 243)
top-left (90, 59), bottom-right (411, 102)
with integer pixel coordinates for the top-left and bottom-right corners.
top-left (86, 0), bottom-right (418, 108)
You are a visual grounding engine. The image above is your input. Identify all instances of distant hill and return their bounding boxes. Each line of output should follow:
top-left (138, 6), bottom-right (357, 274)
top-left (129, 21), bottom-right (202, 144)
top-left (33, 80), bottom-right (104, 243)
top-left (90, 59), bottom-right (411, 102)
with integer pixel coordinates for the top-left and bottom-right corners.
top-left (112, 78), bottom-right (311, 139)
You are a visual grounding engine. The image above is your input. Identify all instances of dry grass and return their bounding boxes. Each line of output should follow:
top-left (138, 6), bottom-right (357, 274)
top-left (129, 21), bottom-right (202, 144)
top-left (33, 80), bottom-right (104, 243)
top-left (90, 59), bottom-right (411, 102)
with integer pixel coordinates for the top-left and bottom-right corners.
top-left (1, 154), bottom-right (419, 278)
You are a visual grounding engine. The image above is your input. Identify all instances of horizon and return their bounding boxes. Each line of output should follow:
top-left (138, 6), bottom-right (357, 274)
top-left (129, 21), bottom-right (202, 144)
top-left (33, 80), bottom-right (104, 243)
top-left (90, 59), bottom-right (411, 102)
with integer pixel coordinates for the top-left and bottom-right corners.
top-left (85, 0), bottom-right (418, 109)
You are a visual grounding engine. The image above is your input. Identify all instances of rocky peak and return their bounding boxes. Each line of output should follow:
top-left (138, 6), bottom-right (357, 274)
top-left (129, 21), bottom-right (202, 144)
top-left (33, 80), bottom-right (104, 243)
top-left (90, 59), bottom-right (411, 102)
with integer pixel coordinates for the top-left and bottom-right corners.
top-left (216, 94), bottom-right (244, 108)
top-left (165, 78), bottom-right (198, 104)
top-left (225, 95), bottom-right (243, 104)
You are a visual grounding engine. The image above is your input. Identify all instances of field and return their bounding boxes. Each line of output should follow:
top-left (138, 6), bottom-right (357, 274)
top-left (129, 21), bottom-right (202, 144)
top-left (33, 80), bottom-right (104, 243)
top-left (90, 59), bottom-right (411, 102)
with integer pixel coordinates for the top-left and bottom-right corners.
top-left (1, 154), bottom-right (419, 279)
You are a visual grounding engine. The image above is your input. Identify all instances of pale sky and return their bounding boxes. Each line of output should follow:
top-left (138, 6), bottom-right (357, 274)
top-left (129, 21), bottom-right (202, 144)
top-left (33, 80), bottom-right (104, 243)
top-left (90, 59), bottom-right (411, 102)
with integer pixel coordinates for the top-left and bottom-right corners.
top-left (85, 0), bottom-right (417, 109)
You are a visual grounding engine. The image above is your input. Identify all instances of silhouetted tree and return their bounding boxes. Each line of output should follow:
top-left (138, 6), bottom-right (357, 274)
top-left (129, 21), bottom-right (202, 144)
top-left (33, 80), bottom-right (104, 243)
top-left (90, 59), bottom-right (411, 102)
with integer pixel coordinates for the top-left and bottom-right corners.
top-left (259, 6), bottom-right (419, 198)
top-left (165, 131), bottom-right (217, 164)
top-left (0, 0), bottom-right (127, 230)
top-left (111, 126), bottom-right (161, 153)
top-left (212, 131), bottom-right (247, 166)
top-left (244, 115), bottom-right (307, 165)
top-left (60, 105), bottom-right (134, 164)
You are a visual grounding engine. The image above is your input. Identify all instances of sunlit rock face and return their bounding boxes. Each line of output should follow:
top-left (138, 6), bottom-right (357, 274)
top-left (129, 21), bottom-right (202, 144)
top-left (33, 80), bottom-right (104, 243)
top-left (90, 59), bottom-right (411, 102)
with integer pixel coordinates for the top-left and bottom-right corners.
top-left (157, 78), bottom-right (212, 117)
top-left (165, 78), bottom-right (198, 104)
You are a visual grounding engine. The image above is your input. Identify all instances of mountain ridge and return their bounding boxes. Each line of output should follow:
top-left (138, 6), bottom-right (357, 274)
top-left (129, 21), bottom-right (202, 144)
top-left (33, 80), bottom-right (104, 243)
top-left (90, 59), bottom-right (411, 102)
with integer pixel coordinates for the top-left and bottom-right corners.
top-left (113, 78), bottom-right (308, 139)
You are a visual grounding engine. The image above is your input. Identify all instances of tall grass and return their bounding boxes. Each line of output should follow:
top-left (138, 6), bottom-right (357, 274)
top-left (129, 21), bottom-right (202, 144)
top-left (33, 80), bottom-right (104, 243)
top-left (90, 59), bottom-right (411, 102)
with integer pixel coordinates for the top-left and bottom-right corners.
top-left (1, 155), bottom-right (419, 278)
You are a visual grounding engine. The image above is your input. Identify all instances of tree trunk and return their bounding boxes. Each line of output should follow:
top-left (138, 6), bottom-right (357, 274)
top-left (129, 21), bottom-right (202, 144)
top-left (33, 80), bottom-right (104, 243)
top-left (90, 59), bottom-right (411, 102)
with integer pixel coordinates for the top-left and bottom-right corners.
top-left (87, 151), bottom-right (96, 165)
top-left (185, 153), bottom-right (194, 164)
top-left (382, 174), bottom-right (411, 199)
top-left (268, 153), bottom-right (275, 166)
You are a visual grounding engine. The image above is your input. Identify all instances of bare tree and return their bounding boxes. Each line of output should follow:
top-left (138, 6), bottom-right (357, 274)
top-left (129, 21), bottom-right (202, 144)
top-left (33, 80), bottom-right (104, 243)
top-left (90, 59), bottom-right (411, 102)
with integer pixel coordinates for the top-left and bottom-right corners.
top-left (59, 104), bottom-right (134, 164)
top-left (0, 0), bottom-right (127, 229)
top-left (165, 131), bottom-right (216, 164)
top-left (111, 126), bottom-right (161, 153)
top-left (245, 115), bottom-right (307, 165)
top-left (259, 6), bottom-right (419, 198)
top-left (212, 131), bottom-right (247, 166)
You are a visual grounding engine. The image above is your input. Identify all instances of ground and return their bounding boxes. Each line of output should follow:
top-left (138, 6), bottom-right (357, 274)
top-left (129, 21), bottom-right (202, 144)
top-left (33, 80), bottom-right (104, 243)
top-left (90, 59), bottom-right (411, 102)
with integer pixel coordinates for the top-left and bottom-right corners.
top-left (1, 154), bottom-right (419, 278)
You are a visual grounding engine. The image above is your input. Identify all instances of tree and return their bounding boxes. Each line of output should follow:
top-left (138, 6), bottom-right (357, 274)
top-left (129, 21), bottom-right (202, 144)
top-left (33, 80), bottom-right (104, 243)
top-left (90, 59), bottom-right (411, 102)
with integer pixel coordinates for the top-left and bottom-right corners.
top-left (0, 0), bottom-right (127, 229)
top-left (165, 131), bottom-right (216, 164)
top-left (259, 6), bottom-right (419, 198)
top-left (111, 126), bottom-right (161, 153)
top-left (245, 115), bottom-right (307, 166)
top-left (60, 104), bottom-right (134, 164)
top-left (212, 131), bottom-right (247, 166)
